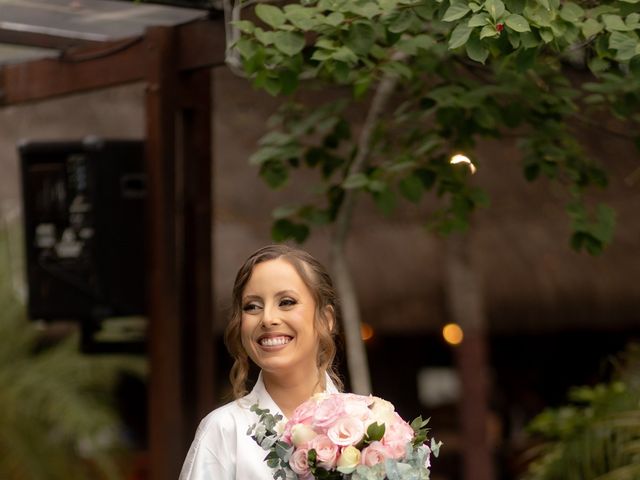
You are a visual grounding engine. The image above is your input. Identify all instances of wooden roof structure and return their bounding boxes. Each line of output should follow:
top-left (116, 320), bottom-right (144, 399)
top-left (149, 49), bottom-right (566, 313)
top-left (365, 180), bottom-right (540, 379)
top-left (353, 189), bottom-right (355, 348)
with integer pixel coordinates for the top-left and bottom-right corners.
top-left (1, 1), bottom-right (224, 478)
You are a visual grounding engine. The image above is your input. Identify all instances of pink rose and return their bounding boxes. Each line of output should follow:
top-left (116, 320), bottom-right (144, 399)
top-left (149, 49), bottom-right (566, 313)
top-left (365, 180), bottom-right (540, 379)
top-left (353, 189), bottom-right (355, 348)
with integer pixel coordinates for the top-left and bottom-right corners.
top-left (313, 395), bottom-right (345, 431)
top-left (327, 417), bottom-right (365, 447)
top-left (382, 413), bottom-right (414, 459)
top-left (308, 434), bottom-right (339, 469)
top-left (343, 395), bottom-right (373, 423)
top-left (360, 441), bottom-right (391, 467)
top-left (289, 447), bottom-right (311, 476)
top-left (290, 398), bottom-right (319, 425)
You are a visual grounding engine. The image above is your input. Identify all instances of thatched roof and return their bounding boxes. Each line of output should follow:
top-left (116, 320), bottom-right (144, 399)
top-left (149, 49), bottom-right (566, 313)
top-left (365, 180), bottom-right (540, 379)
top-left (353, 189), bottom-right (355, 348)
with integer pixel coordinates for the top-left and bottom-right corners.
top-left (0, 65), bottom-right (637, 336)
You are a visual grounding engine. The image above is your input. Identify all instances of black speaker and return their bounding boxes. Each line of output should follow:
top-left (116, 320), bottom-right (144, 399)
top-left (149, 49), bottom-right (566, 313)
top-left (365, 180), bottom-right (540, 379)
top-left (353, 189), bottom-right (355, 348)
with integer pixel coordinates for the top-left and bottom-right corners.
top-left (19, 137), bottom-right (147, 321)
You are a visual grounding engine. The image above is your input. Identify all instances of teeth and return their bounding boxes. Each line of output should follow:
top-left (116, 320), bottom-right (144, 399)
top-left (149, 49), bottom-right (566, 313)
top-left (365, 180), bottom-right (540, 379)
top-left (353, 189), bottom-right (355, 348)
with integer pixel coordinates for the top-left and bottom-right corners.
top-left (260, 336), bottom-right (292, 347)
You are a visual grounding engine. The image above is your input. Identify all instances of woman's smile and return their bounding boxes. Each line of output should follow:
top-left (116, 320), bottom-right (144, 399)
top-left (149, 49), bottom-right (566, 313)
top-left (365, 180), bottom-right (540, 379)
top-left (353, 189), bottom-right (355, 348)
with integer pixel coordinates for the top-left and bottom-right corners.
top-left (257, 334), bottom-right (294, 348)
top-left (240, 258), bottom-right (319, 378)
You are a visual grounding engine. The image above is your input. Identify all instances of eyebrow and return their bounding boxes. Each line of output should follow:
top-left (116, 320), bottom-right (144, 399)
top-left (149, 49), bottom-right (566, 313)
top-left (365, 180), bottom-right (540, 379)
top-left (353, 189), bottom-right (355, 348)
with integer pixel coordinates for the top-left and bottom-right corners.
top-left (242, 290), bottom-right (298, 302)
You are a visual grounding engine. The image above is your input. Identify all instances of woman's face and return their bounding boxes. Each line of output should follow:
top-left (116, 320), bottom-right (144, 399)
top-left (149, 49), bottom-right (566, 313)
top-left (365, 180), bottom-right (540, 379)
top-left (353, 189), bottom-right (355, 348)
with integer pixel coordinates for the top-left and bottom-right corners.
top-left (240, 258), bottom-right (320, 379)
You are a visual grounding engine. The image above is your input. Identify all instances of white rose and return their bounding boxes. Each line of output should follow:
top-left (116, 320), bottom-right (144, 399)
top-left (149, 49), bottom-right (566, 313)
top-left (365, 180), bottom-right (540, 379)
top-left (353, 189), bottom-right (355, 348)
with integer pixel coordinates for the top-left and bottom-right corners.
top-left (291, 424), bottom-right (318, 447)
top-left (336, 446), bottom-right (361, 474)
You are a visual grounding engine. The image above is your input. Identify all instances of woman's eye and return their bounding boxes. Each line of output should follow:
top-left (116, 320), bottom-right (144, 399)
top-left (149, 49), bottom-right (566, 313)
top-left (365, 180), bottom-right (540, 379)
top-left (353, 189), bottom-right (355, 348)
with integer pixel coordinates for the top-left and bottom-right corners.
top-left (243, 303), bottom-right (261, 312)
top-left (280, 298), bottom-right (297, 307)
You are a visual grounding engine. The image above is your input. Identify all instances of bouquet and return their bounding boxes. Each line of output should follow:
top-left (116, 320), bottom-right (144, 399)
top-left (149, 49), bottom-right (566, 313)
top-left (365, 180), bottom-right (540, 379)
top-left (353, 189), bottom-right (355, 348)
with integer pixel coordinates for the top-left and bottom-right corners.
top-left (248, 392), bottom-right (442, 480)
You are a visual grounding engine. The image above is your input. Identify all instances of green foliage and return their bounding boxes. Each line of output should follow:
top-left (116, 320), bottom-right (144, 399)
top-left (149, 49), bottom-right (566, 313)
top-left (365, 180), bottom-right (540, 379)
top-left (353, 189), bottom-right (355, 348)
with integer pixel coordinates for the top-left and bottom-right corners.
top-left (0, 227), bottom-right (145, 480)
top-left (523, 344), bottom-right (640, 480)
top-left (231, 0), bottom-right (640, 253)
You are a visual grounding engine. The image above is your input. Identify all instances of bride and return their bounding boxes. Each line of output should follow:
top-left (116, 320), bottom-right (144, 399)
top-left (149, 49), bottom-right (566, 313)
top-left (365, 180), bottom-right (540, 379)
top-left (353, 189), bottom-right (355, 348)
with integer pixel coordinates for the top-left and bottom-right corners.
top-left (180, 244), bottom-right (343, 479)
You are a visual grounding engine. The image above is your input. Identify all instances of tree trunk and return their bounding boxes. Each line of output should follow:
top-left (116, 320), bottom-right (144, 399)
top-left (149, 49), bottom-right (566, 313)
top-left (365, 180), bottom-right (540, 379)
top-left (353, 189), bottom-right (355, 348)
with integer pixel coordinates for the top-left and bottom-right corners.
top-left (444, 233), bottom-right (495, 480)
top-left (329, 57), bottom-right (404, 395)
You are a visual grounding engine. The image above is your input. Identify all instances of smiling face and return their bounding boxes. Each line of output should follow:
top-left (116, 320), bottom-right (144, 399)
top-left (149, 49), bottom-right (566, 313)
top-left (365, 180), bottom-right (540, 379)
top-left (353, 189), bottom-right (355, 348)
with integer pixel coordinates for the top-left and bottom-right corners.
top-left (240, 258), bottom-right (321, 380)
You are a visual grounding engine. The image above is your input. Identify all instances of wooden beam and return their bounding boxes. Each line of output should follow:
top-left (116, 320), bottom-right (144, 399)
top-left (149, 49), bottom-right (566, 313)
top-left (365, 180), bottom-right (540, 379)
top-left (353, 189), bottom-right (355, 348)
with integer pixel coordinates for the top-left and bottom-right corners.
top-left (179, 68), bottom-right (215, 432)
top-left (0, 27), bottom-right (104, 50)
top-left (444, 234), bottom-right (496, 480)
top-left (145, 25), bottom-right (184, 480)
top-left (0, 19), bottom-right (225, 106)
top-left (0, 37), bottom-right (146, 105)
top-left (177, 18), bottom-right (227, 72)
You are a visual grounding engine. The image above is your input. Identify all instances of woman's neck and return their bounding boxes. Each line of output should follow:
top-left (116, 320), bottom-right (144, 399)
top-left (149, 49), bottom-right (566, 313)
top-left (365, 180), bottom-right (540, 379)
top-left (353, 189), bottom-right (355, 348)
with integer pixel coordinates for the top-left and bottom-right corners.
top-left (262, 368), bottom-right (325, 418)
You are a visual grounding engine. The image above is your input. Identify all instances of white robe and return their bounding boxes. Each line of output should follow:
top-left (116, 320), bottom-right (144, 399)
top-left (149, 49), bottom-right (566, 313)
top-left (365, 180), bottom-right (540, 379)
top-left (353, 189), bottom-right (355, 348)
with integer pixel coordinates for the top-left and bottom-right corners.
top-left (179, 371), bottom-right (339, 480)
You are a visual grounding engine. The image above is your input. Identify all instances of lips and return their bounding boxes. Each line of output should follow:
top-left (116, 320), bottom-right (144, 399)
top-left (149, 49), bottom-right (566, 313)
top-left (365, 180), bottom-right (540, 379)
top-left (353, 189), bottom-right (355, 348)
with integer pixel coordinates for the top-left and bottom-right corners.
top-left (258, 334), bottom-right (293, 347)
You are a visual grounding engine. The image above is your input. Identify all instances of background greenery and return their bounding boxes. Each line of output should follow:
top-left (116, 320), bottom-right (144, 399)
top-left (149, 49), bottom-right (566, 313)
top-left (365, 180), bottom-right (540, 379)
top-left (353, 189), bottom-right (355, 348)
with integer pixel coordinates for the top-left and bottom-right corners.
top-left (0, 225), bottom-right (145, 480)
top-left (523, 344), bottom-right (640, 480)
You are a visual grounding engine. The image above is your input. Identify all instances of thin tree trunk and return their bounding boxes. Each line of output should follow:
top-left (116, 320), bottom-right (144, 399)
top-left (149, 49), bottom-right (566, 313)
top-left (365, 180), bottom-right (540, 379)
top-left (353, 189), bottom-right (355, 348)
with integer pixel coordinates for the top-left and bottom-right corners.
top-left (330, 55), bottom-right (404, 395)
top-left (444, 233), bottom-right (495, 480)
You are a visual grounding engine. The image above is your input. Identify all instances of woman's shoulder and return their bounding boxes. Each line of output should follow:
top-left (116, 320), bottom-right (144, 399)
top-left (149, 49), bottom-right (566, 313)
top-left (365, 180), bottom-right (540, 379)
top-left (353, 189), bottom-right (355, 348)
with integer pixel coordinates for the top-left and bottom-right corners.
top-left (194, 394), bottom-right (258, 438)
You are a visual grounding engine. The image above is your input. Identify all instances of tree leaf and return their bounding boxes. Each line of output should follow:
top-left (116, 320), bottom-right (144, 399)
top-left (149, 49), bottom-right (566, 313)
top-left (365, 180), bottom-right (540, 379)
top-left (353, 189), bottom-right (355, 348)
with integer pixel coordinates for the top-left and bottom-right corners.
top-left (602, 14), bottom-right (632, 32)
top-left (443, 3), bottom-right (472, 22)
top-left (346, 22), bottom-right (376, 55)
top-left (559, 2), bottom-right (584, 22)
top-left (480, 24), bottom-right (499, 39)
top-left (466, 34), bottom-right (490, 63)
top-left (273, 31), bottom-right (306, 56)
top-left (324, 11), bottom-right (345, 27)
top-left (255, 4), bottom-right (286, 28)
top-left (505, 14), bottom-right (531, 32)
top-left (468, 13), bottom-right (491, 27)
top-left (399, 175), bottom-right (425, 203)
top-left (342, 173), bottom-right (369, 189)
top-left (485, 0), bottom-right (506, 21)
top-left (449, 23), bottom-right (473, 49)
top-left (373, 188), bottom-right (396, 215)
top-left (388, 9), bottom-right (417, 33)
top-left (582, 18), bottom-right (603, 38)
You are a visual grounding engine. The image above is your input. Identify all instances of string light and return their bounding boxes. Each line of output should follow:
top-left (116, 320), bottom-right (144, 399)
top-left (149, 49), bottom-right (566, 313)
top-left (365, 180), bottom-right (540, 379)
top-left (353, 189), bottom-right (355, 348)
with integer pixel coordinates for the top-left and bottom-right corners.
top-left (449, 153), bottom-right (477, 174)
top-left (360, 323), bottom-right (374, 341)
top-left (442, 323), bottom-right (464, 345)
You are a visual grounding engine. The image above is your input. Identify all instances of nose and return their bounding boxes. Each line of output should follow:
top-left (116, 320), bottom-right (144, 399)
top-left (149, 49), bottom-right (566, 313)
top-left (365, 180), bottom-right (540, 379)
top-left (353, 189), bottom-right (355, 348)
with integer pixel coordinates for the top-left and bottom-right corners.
top-left (261, 304), bottom-right (282, 328)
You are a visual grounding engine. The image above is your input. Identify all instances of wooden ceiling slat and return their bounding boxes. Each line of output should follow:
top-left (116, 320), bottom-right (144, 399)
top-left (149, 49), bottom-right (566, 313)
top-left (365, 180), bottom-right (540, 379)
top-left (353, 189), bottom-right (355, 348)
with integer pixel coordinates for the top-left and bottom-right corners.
top-left (0, 19), bottom-right (225, 106)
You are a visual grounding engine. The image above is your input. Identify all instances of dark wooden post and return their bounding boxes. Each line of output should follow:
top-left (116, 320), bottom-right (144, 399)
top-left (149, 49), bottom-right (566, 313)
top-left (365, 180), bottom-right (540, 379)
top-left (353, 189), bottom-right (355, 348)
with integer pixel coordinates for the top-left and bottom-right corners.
top-left (145, 26), bottom-right (214, 480)
top-left (445, 234), bottom-right (495, 480)
top-left (179, 67), bottom-right (215, 430)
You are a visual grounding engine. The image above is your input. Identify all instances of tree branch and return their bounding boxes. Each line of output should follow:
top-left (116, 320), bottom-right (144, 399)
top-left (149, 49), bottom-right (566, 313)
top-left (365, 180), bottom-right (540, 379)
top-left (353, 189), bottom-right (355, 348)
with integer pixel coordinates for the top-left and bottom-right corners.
top-left (330, 52), bottom-right (406, 395)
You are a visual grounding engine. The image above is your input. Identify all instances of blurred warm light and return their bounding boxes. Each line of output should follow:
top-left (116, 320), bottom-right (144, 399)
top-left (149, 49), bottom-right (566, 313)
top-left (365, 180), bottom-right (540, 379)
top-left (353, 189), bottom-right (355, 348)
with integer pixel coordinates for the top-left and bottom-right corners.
top-left (449, 153), bottom-right (477, 174)
top-left (442, 323), bottom-right (464, 345)
top-left (361, 323), bottom-right (374, 341)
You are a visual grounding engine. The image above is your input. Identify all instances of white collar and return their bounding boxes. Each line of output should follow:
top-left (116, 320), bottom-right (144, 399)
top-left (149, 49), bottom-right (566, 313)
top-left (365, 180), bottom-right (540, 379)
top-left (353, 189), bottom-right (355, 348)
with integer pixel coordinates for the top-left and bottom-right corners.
top-left (241, 370), bottom-right (339, 421)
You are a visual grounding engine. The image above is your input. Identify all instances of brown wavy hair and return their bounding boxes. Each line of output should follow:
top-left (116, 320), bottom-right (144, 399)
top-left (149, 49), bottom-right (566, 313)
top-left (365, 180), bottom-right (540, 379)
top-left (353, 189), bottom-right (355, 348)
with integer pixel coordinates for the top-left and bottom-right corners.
top-left (224, 244), bottom-right (343, 399)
